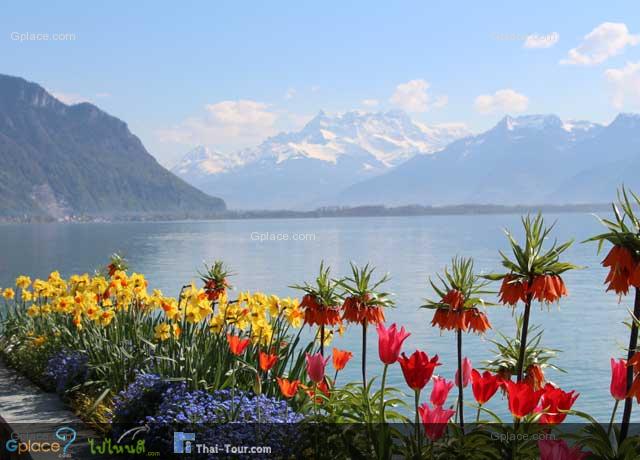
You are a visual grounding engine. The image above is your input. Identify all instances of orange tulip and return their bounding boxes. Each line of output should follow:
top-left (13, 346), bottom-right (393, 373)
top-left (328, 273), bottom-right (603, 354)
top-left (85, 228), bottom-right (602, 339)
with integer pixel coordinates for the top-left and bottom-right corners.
top-left (259, 351), bottom-right (278, 372)
top-left (302, 380), bottom-right (331, 403)
top-left (276, 377), bottom-right (300, 399)
top-left (227, 334), bottom-right (250, 356)
top-left (332, 348), bottom-right (353, 371)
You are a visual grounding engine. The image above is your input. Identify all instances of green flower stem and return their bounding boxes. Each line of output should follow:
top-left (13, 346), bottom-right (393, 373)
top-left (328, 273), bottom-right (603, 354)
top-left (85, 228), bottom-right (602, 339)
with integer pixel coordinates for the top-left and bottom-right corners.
top-left (380, 364), bottom-right (388, 424)
top-left (608, 399), bottom-right (620, 438)
top-left (415, 389), bottom-right (422, 454)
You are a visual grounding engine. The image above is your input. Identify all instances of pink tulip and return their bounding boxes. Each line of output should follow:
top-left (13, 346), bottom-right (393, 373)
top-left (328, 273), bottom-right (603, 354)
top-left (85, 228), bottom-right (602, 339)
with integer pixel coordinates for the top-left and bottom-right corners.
top-left (455, 357), bottom-right (472, 388)
top-left (305, 352), bottom-right (330, 383)
top-left (418, 403), bottom-right (455, 441)
top-left (377, 323), bottom-right (410, 365)
top-left (610, 358), bottom-right (627, 401)
top-left (538, 439), bottom-right (588, 460)
top-left (430, 376), bottom-right (454, 407)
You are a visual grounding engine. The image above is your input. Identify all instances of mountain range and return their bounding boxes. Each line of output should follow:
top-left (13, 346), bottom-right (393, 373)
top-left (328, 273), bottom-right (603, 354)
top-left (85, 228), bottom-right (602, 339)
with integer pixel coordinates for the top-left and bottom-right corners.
top-left (172, 110), bottom-right (470, 209)
top-left (0, 74), bottom-right (225, 219)
top-left (174, 111), bottom-right (640, 209)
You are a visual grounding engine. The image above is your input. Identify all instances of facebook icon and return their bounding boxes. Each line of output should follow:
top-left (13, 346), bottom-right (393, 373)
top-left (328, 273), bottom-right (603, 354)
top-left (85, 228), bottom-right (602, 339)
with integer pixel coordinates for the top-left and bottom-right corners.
top-left (174, 432), bottom-right (196, 454)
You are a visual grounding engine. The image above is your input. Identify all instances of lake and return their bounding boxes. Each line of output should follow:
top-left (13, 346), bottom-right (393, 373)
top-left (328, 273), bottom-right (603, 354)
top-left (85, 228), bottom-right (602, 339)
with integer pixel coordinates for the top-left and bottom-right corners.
top-left (0, 213), bottom-right (633, 421)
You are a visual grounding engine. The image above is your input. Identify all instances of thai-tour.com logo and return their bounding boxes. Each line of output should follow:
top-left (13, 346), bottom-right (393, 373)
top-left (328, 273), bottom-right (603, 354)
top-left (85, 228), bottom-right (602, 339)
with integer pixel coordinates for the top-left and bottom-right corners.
top-left (173, 432), bottom-right (272, 455)
top-left (4, 426), bottom-right (76, 456)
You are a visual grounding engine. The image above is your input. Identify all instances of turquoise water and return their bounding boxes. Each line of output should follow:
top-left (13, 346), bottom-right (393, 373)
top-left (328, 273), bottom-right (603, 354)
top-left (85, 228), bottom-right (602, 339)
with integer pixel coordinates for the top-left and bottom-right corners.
top-left (0, 213), bottom-right (633, 421)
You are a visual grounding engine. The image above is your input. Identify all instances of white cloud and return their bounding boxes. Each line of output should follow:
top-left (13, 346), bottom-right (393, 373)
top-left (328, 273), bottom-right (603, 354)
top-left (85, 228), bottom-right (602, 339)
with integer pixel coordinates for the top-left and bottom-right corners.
top-left (389, 79), bottom-right (448, 112)
top-left (50, 90), bottom-right (111, 105)
top-left (561, 22), bottom-right (640, 65)
top-left (474, 89), bottom-right (529, 114)
top-left (158, 100), bottom-right (279, 151)
top-left (361, 98), bottom-right (379, 108)
top-left (284, 88), bottom-right (296, 100)
top-left (50, 91), bottom-right (92, 105)
top-left (605, 61), bottom-right (640, 109)
top-left (524, 32), bottom-right (559, 49)
top-left (310, 85), bottom-right (320, 93)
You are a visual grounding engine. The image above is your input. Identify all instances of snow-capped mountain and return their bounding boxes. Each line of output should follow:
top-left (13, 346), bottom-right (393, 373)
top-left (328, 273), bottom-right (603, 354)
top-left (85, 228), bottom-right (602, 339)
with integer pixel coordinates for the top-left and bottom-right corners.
top-left (172, 110), bottom-right (471, 209)
top-left (336, 113), bottom-right (640, 206)
top-left (172, 146), bottom-right (237, 180)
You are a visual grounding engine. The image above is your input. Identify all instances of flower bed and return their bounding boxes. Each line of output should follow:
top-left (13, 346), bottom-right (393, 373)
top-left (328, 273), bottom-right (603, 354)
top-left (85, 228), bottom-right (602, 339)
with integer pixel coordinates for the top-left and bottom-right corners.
top-left (2, 189), bottom-right (640, 458)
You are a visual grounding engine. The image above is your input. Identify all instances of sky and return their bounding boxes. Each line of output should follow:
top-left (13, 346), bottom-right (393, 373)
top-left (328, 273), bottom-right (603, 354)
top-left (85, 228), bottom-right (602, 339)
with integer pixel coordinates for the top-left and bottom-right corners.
top-left (2, 1), bottom-right (640, 166)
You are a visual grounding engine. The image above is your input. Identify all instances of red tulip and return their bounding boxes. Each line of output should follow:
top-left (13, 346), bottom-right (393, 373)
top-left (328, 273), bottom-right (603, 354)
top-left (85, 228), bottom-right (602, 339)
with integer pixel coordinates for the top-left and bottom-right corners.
top-left (376, 322), bottom-right (410, 365)
top-left (276, 377), bottom-right (300, 398)
top-left (332, 348), bottom-right (353, 371)
top-left (398, 350), bottom-right (441, 391)
top-left (506, 381), bottom-right (544, 419)
top-left (538, 439), bottom-right (588, 460)
top-left (430, 376), bottom-right (454, 407)
top-left (470, 369), bottom-right (501, 405)
top-left (537, 383), bottom-right (579, 425)
top-left (227, 334), bottom-right (250, 356)
top-left (418, 403), bottom-right (455, 441)
top-left (610, 358), bottom-right (627, 401)
top-left (259, 351), bottom-right (278, 372)
top-left (305, 352), bottom-right (330, 383)
top-left (455, 357), bottom-right (472, 388)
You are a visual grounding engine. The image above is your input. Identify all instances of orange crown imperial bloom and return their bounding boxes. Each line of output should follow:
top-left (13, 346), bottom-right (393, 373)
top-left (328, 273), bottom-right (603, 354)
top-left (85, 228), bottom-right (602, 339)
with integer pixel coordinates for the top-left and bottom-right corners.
top-left (332, 348), bottom-right (353, 371)
top-left (300, 294), bottom-right (342, 326)
top-left (431, 307), bottom-right (466, 332)
top-left (442, 289), bottom-right (465, 309)
top-left (602, 245), bottom-right (638, 295)
top-left (498, 275), bottom-right (529, 306)
top-left (342, 295), bottom-right (385, 325)
top-left (259, 351), bottom-right (278, 372)
top-left (524, 364), bottom-right (546, 391)
top-left (530, 275), bottom-right (568, 303)
top-left (227, 334), bottom-right (250, 356)
top-left (465, 308), bottom-right (491, 334)
top-left (276, 377), bottom-right (300, 399)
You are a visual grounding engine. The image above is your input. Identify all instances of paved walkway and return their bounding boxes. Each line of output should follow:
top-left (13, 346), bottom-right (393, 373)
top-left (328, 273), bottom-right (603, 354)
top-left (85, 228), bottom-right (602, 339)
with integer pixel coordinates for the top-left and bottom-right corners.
top-left (0, 361), bottom-right (110, 460)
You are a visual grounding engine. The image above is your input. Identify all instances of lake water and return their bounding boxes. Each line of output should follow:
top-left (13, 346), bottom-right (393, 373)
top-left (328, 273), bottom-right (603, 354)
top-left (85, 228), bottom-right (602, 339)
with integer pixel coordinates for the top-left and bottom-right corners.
top-left (0, 213), bottom-right (634, 421)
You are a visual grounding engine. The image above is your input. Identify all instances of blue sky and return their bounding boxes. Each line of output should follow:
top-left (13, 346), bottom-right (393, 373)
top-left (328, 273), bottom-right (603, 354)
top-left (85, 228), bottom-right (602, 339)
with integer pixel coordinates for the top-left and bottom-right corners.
top-left (2, 1), bottom-right (640, 165)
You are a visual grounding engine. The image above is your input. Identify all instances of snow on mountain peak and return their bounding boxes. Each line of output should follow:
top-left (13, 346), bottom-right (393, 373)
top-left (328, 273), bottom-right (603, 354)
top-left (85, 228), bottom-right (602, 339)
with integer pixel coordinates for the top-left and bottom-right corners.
top-left (172, 110), bottom-right (471, 180)
top-left (171, 146), bottom-right (237, 176)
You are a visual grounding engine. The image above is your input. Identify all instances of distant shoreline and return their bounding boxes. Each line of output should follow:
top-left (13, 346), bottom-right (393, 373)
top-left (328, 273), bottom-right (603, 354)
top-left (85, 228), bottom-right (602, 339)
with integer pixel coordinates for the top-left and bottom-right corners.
top-left (0, 203), bottom-right (613, 224)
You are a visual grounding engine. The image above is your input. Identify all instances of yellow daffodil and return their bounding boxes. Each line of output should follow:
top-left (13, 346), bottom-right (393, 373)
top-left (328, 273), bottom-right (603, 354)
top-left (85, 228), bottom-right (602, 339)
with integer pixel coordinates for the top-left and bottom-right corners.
top-left (154, 322), bottom-right (171, 341)
top-left (2, 288), bottom-right (15, 300)
top-left (15, 275), bottom-right (31, 290)
top-left (99, 309), bottom-right (115, 326)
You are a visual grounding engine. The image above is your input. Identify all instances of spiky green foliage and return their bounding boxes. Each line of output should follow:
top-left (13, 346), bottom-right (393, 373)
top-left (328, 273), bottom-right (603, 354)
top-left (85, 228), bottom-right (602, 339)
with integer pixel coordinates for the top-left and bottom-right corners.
top-left (484, 317), bottom-right (563, 379)
top-left (485, 213), bottom-right (578, 282)
top-left (584, 187), bottom-right (640, 254)
top-left (290, 261), bottom-right (342, 307)
top-left (337, 262), bottom-right (394, 308)
top-left (422, 256), bottom-right (493, 311)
